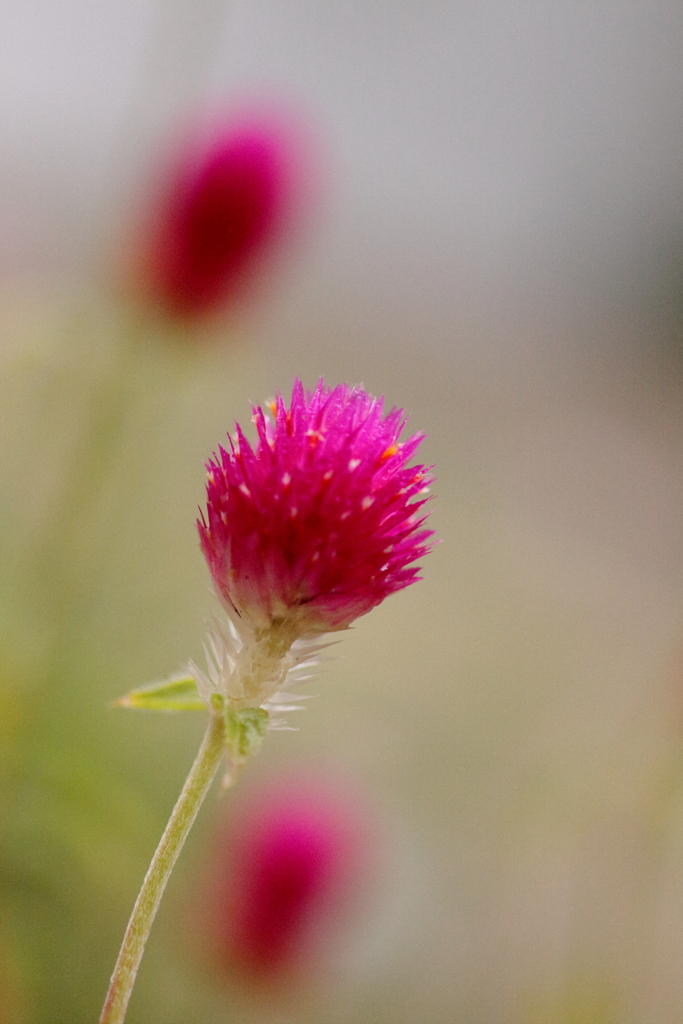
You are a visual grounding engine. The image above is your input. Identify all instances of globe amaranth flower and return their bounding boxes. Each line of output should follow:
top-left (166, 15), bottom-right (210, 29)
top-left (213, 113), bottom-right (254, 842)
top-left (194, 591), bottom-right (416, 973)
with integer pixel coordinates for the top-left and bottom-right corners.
top-left (129, 108), bottom-right (309, 321)
top-left (194, 379), bottom-right (433, 712)
top-left (203, 770), bottom-right (376, 982)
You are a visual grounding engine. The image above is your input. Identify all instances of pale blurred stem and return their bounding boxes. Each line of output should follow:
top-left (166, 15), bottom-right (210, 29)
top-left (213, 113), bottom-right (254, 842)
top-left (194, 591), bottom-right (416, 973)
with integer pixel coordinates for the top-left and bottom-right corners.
top-left (39, 313), bottom-right (186, 678)
top-left (43, 309), bottom-right (196, 622)
top-left (34, 322), bottom-right (141, 663)
top-left (56, 326), bottom-right (136, 534)
top-left (99, 708), bottom-right (227, 1024)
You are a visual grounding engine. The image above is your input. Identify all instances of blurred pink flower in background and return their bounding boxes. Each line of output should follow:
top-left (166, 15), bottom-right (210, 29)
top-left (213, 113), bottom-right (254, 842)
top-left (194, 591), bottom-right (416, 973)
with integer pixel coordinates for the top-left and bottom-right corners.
top-left (201, 770), bottom-right (378, 984)
top-left (122, 105), bottom-right (316, 322)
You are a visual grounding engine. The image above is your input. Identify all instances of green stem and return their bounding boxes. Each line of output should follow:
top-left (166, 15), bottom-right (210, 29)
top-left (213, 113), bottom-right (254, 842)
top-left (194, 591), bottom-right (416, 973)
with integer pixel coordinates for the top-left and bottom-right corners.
top-left (99, 709), bottom-right (226, 1024)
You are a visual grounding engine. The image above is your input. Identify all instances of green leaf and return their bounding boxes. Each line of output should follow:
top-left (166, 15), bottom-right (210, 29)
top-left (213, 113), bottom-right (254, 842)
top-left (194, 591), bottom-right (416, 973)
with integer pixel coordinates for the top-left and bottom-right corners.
top-left (224, 706), bottom-right (269, 763)
top-left (113, 675), bottom-right (206, 712)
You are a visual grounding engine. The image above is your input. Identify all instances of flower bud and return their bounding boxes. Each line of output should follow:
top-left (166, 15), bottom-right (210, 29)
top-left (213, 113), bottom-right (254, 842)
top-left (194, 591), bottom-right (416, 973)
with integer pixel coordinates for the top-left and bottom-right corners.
top-left (203, 771), bottom-right (376, 982)
top-left (195, 379), bottom-right (434, 710)
top-left (125, 108), bottom-right (310, 321)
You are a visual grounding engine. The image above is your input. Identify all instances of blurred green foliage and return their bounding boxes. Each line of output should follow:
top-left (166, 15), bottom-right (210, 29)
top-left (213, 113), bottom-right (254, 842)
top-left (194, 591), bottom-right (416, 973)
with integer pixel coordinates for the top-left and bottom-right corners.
top-left (0, 301), bottom-right (265, 1023)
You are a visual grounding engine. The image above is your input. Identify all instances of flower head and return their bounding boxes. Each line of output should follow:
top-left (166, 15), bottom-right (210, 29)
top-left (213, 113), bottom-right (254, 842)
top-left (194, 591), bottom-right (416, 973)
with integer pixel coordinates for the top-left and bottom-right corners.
top-left (203, 770), bottom-right (376, 982)
top-left (128, 109), bottom-right (308, 321)
top-left (199, 378), bottom-right (433, 635)
top-left (195, 379), bottom-right (433, 709)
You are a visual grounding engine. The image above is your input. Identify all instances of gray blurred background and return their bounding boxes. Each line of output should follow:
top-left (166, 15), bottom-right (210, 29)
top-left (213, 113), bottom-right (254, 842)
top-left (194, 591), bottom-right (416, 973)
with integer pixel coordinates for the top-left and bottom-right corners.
top-left (1, 2), bottom-right (683, 1022)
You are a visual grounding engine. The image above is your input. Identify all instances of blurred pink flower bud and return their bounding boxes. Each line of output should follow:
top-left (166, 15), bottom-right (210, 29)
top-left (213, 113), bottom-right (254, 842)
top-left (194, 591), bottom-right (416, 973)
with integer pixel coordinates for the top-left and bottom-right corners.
top-left (203, 771), bottom-right (376, 982)
top-left (126, 107), bottom-right (313, 321)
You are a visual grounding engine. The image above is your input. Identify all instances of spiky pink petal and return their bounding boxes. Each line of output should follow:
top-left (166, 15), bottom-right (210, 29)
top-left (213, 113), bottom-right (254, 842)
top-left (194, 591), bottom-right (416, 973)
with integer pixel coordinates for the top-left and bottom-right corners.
top-left (198, 379), bottom-right (434, 640)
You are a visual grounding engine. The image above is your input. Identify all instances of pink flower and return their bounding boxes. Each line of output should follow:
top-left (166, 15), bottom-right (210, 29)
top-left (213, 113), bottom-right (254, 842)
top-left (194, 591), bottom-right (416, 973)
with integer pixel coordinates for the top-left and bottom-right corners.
top-left (129, 110), bottom-right (308, 320)
top-left (198, 379), bottom-right (434, 648)
top-left (204, 771), bottom-right (376, 981)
